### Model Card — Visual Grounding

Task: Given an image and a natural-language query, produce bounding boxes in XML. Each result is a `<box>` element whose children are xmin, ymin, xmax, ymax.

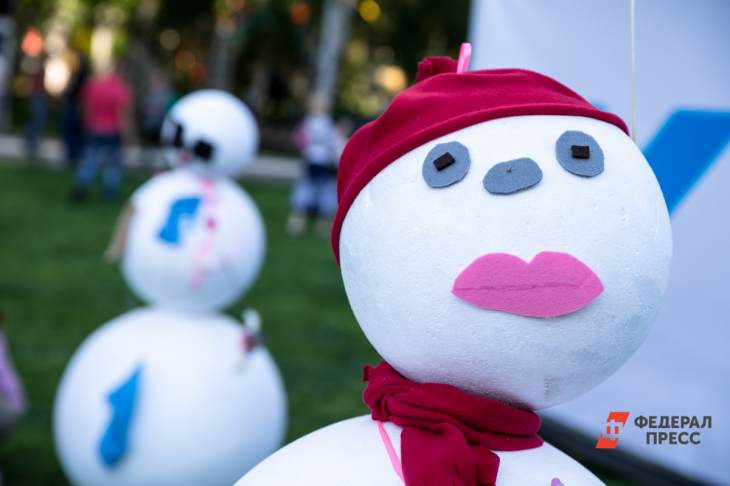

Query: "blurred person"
<box><xmin>287</xmin><ymin>97</ymin><xmax>346</xmax><ymax>236</ymax></box>
<box><xmin>140</xmin><ymin>69</ymin><xmax>173</xmax><ymax>145</ymax></box>
<box><xmin>0</xmin><ymin>313</ymin><xmax>26</xmax><ymax>439</ymax></box>
<box><xmin>70</xmin><ymin>64</ymin><xmax>132</xmax><ymax>202</ymax></box>
<box><xmin>0</xmin><ymin>47</ymin><xmax>9</xmax><ymax>130</ymax></box>
<box><xmin>23</xmin><ymin>55</ymin><xmax>47</xmax><ymax>159</ymax></box>
<box><xmin>61</xmin><ymin>52</ymin><xmax>89</xmax><ymax>168</ymax></box>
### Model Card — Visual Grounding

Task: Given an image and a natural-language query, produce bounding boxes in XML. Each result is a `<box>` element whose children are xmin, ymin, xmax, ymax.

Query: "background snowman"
<box><xmin>238</xmin><ymin>49</ymin><xmax>672</xmax><ymax>485</ymax></box>
<box><xmin>54</xmin><ymin>90</ymin><xmax>287</xmax><ymax>486</ymax></box>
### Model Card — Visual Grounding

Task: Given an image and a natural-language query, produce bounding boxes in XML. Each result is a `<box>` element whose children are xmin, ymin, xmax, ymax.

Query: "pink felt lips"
<box><xmin>452</xmin><ymin>251</ymin><xmax>604</xmax><ymax>318</ymax></box>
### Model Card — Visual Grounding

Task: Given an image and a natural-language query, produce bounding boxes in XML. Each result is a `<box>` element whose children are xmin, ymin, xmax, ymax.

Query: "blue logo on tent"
<box><xmin>643</xmin><ymin>110</ymin><xmax>730</xmax><ymax>213</ymax></box>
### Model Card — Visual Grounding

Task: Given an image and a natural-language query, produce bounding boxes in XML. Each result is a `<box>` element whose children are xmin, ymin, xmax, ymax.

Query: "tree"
<box><xmin>0</xmin><ymin>0</ymin><xmax>15</xmax><ymax>130</ymax></box>
<box><xmin>312</xmin><ymin>0</ymin><xmax>354</xmax><ymax>112</ymax></box>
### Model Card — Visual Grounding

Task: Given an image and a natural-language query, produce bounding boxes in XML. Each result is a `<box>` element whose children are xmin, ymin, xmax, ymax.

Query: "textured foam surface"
<box><xmin>339</xmin><ymin>115</ymin><xmax>671</xmax><ymax>409</ymax></box>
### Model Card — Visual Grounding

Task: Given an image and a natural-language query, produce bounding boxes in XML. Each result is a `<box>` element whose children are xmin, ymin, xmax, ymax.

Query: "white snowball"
<box><xmin>339</xmin><ymin>115</ymin><xmax>672</xmax><ymax>410</ymax></box>
<box><xmin>54</xmin><ymin>307</ymin><xmax>286</xmax><ymax>486</ymax></box>
<box><xmin>122</xmin><ymin>169</ymin><xmax>265</xmax><ymax>312</ymax></box>
<box><xmin>237</xmin><ymin>415</ymin><xmax>602</xmax><ymax>485</ymax></box>
<box><xmin>160</xmin><ymin>90</ymin><xmax>259</xmax><ymax>177</ymax></box>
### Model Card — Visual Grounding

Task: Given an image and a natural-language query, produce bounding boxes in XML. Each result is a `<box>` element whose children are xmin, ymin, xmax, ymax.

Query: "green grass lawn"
<box><xmin>0</xmin><ymin>163</ymin><xmax>629</xmax><ymax>485</ymax></box>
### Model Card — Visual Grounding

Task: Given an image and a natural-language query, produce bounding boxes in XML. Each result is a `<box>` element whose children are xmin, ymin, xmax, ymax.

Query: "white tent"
<box><xmin>469</xmin><ymin>1</ymin><xmax>730</xmax><ymax>484</ymax></box>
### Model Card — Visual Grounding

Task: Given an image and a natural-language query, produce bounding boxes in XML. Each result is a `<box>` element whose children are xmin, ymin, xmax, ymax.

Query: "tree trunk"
<box><xmin>0</xmin><ymin>0</ymin><xmax>15</xmax><ymax>132</ymax></box>
<box><xmin>313</xmin><ymin>0</ymin><xmax>354</xmax><ymax>112</ymax></box>
<box><xmin>208</xmin><ymin>28</ymin><xmax>235</xmax><ymax>91</ymax></box>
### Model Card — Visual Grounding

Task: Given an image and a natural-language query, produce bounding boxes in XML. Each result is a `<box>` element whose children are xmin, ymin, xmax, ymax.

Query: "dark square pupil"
<box><xmin>193</xmin><ymin>140</ymin><xmax>214</xmax><ymax>161</ymax></box>
<box><xmin>571</xmin><ymin>145</ymin><xmax>590</xmax><ymax>159</ymax></box>
<box><xmin>433</xmin><ymin>152</ymin><xmax>456</xmax><ymax>171</ymax></box>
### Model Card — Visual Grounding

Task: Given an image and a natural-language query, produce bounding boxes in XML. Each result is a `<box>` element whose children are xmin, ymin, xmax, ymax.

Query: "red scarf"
<box><xmin>363</xmin><ymin>361</ymin><xmax>543</xmax><ymax>486</ymax></box>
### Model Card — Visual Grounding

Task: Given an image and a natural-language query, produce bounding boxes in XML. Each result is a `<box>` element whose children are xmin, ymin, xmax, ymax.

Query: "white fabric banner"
<box><xmin>469</xmin><ymin>1</ymin><xmax>730</xmax><ymax>484</ymax></box>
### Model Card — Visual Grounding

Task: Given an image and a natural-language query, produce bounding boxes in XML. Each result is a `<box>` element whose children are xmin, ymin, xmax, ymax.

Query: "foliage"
<box><xmin>13</xmin><ymin>0</ymin><xmax>471</xmax><ymax>119</ymax></box>
<box><xmin>355</xmin><ymin>0</ymin><xmax>470</xmax><ymax>77</ymax></box>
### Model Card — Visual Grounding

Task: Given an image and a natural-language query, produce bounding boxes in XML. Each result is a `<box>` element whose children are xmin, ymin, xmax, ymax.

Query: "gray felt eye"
<box><xmin>555</xmin><ymin>130</ymin><xmax>604</xmax><ymax>177</ymax></box>
<box><xmin>483</xmin><ymin>158</ymin><xmax>543</xmax><ymax>194</ymax></box>
<box><xmin>422</xmin><ymin>141</ymin><xmax>470</xmax><ymax>188</ymax></box>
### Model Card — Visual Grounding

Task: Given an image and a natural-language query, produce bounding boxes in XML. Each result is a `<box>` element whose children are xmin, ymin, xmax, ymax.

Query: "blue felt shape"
<box><xmin>643</xmin><ymin>110</ymin><xmax>730</xmax><ymax>213</ymax></box>
<box><xmin>422</xmin><ymin>141</ymin><xmax>471</xmax><ymax>188</ymax></box>
<box><xmin>483</xmin><ymin>158</ymin><xmax>543</xmax><ymax>194</ymax></box>
<box><xmin>99</xmin><ymin>365</ymin><xmax>143</xmax><ymax>468</ymax></box>
<box><xmin>158</xmin><ymin>196</ymin><xmax>202</xmax><ymax>244</ymax></box>
<box><xmin>555</xmin><ymin>130</ymin><xmax>604</xmax><ymax>177</ymax></box>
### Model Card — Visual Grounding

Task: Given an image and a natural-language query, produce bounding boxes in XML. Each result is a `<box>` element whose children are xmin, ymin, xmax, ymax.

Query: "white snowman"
<box><xmin>238</xmin><ymin>52</ymin><xmax>672</xmax><ymax>485</ymax></box>
<box><xmin>54</xmin><ymin>90</ymin><xmax>287</xmax><ymax>486</ymax></box>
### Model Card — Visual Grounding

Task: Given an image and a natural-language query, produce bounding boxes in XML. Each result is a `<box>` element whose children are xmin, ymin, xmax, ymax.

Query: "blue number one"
<box><xmin>98</xmin><ymin>365</ymin><xmax>143</xmax><ymax>467</ymax></box>
<box><xmin>158</xmin><ymin>196</ymin><xmax>202</xmax><ymax>245</ymax></box>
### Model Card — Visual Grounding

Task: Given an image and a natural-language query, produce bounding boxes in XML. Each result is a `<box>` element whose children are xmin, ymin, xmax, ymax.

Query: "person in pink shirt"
<box><xmin>70</xmin><ymin>66</ymin><xmax>132</xmax><ymax>202</ymax></box>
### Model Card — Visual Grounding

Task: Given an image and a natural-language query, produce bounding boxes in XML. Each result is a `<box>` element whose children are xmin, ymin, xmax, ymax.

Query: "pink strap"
<box><xmin>376</xmin><ymin>420</ymin><xmax>404</xmax><ymax>482</ymax></box>
<box><xmin>456</xmin><ymin>42</ymin><xmax>472</xmax><ymax>74</ymax></box>
<box><xmin>377</xmin><ymin>419</ymin><xmax>561</xmax><ymax>485</ymax></box>
<box><xmin>189</xmin><ymin>178</ymin><xmax>217</xmax><ymax>289</ymax></box>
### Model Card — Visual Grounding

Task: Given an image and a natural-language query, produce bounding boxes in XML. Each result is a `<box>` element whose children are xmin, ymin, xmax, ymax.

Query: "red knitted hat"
<box><xmin>331</xmin><ymin>56</ymin><xmax>629</xmax><ymax>262</ymax></box>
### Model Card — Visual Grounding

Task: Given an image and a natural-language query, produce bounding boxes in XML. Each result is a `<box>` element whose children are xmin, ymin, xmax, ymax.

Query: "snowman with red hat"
<box><xmin>238</xmin><ymin>45</ymin><xmax>671</xmax><ymax>485</ymax></box>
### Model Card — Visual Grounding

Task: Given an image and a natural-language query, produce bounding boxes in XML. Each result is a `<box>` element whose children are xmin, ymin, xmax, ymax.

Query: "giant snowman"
<box><xmin>238</xmin><ymin>49</ymin><xmax>672</xmax><ymax>485</ymax></box>
<box><xmin>54</xmin><ymin>90</ymin><xmax>287</xmax><ymax>486</ymax></box>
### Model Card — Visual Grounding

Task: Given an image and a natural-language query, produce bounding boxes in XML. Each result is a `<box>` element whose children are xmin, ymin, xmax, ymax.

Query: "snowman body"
<box><xmin>122</xmin><ymin>169</ymin><xmax>265</xmax><ymax>312</ymax></box>
<box><xmin>237</xmin><ymin>415</ymin><xmax>601</xmax><ymax>485</ymax></box>
<box><xmin>55</xmin><ymin>91</ymin><xmax>286</xmax><ymax>485</ymax></box>
<box><xmin>55</xmin><ymin>307</ymin><xmax>286</xmax><ymax>486</ymax></box>
<box><xmin>239</xmin><ymin>112</ymin><xmax>671</xmax><ymax>485</ymax></box>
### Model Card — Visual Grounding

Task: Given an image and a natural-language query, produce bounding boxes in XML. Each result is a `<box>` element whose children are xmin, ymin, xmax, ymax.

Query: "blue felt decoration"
<box><xmin>157</xmin><ymin>196</ymin><xmax>202</xmax><ymax>244</ymax></box>
<box><xmin>555</xmin><ymin>130</ymin><xmax>604</xmax><ymax>177</ymax></box>
<box><xmin>98</xmin><ymin>365</ymin><xmax>143</xmax><ymax>468</ymax></box>
<box><xmin>422</xmin><ymin>141</ymin><xmax>471</xmax><ymax>188</ymax></box>
<box><xmin>483</xmin><ymin>158</ymin><xmax>543</xmax><ymax>194</ymax></box>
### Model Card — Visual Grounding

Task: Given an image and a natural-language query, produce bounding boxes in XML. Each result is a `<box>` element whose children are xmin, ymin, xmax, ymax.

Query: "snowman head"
<box><xmin>160</xmin><ymin>90</ymin><xmax>259</xmax><ymax>177</ymax></box>
<box><xmin>122</xmin><ymin>170</ymin><xmax>265</xmax><ymax>312</ymax></box>
<box><xmin>334</xmin><ymin>62</ymin><xmax>672</xmax><ymax>410</ymax></box>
